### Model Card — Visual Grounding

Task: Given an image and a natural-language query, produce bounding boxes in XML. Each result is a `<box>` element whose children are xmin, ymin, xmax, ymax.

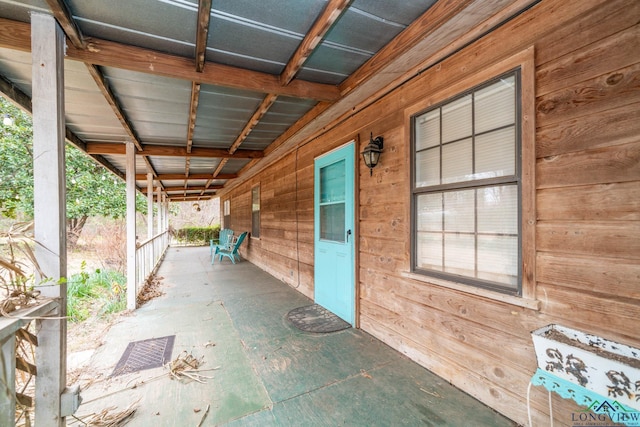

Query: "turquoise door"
<box><xmin>314</xmin><ymin>142</ymin><xmax>355</xmax><ymax>325</ymax></box>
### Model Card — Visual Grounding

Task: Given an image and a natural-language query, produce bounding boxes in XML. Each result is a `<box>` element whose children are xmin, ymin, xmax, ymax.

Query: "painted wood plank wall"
<box><xmin>221</xmin><ymin>0</ymin><xmax>639</xmax><ymax>425</ymax></box>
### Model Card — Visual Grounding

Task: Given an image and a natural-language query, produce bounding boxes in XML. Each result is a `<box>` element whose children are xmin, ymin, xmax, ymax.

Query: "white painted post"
<box><xmin>0</xmin><ymin>334</ymin><xmax>16</xmax><ymax>424</ymax></box>
<box><xmin>156</xmin><ymin>186</ymin><xmax>162</xmax><ymax>235</ymax></box>
<box><xmin>126</xmin><ymin>141</ymin><xmax>137</xmax><ymax>310</ymax></box>
<box><xmin>160</xmin><ymin>194</ymin><xmax>167</xmax><ymax>233</ymax></box>
<box><xmin>146</xmin><ymin>173</ymin><xmax>154</xmax><ymax>274</ymax></box>
<box><xmin>31</xmin><ymin>13</ymin><xmax>67</xmax><ymax>426</ymax></box>
<box><xmin>164</xmin><ymin>195</ymin><xmax>169</xmax><ymax>232</ymax></box>
<box><xmin>163</xmin><ymin>194</ymin><xmax>168</xmax><ymax>232</ymax></box>
<box><xmin>146</xmin><ymin>173</ymin><xmax>153</xmax><ymax>240</ymax></box>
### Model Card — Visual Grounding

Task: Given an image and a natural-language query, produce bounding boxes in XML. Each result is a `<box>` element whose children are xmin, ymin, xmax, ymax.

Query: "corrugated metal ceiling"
<box><xmin>0</xmin><ymin>0</ymin><xmax>458</xmax><ymax>201</ymax></box>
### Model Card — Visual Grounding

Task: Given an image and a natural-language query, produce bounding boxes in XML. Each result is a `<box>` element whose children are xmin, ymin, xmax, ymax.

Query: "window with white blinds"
<box><xmin>412</xmin><ymin>71</ymin><xmax>521</xmax><ymax>294</ymax></box>
<box><xmin>223</xmin><ymin>199</ymin><xmax>231</xmax><ymax>229</ymax></box>
<box><xmin>252</xmin><ymin>185</ymin><xmax>260</xmax><ymax>238</ymax></box>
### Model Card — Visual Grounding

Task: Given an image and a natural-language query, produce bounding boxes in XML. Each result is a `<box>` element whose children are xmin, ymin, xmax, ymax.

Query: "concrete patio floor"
<box><xmin>71</xmin><ymin>246</ymin><xmax>516</xmax><ymax>426</ymax></box>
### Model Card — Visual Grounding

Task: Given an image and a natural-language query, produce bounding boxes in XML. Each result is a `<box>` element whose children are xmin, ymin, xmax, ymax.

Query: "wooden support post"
<box><xmin>156</xmin><ymin>186</ymin><xmax>162</xmax><ymax>235</ymax></box>
<box><xmin>163</xmin><ymin>194</ymin><xmax>168</xmax><ymax>232</ymax></box>
<box><xmin>147</xmin><ymin>173</ymin><xmax>153</xmax><ymax>239</ymax></box>
<box><xmin>126</xmin><ymin>141</ymin><xmax>137</xmax><ymax>310</ymax></box>
<box><xmin>147</xmin><ymin>173</ymin><xmax>154</xmax><ymax>276</ymax></box>
<box><xmin>0</xmin><ymin>334</ymin><xmax>16</xmax><ymax>425</ymax></box>
<box><xmin>31</xmin><ymin>13</ymin><xmax>67</xmax><ymax>427</ymax></box>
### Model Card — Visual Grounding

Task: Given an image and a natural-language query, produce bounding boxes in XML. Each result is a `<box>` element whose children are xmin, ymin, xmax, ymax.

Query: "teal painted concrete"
<box><xmin>75</xmin><ymin>247</ymin><xmax>516</xmax><ymax>426</ymax></box>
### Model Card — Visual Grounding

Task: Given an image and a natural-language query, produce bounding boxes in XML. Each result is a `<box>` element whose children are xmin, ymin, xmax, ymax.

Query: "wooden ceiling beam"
<box><xmin>44</xmin><ymin>0</ymin><xmax>85</xmax><ymax>49</ymax></box>
<box><xmin>70</xmin><ymin>37</ymin><xmax>340</xmax><ymax>101</ymax></box>
<box><xmin>338</xmin><ymin>0</ymin><xmax>474</xmax><ymax>96</ymax></box>
<box><xmin>184</xmin><ymin>81</ymin><xmax>201</xmax><ymax>178</ymax></box>
<box><xmin>0</xmin><ymin>74</ymin><xmax>125</xmax><ymax>180</ymax></box>
<box><xmin>195</xmin><ymin>0</ymin><xmax>212</xmax><ymax>72</ymax></box>
<box><xmin>87</xmin><ymin>142</ymin><xmax>264</xmax><ymax>159</ymax></box>
<box><xmin>85</xmin><ymin>65</ymin><xmax>143</xmax><ymax>152</ymax></box>
<box><xmin>202</xmin><ymin>158</ymin><xmax>228</xmax><ymax>193</ymax></box>
<box><xmin>168</xmin><ymin>196</ymin><xmax>213</xmax><ymax>202</ymax></box>
<box><xmin>0</xmin><ymin>19</ymin><xmax>339</xmax><ymax>102</ymax></box>
<box><xmin>186</xmin><ymin>82</ymin><xmax>200</xmax><ymax>154</ymax></box>
<box><xmin>280</xmin><ymin>0</ymin><xmax>351</xmax><ymax>85</ymax></box>
<box><xmin>39</xmin><ymin>2</ymin><xmax>159</xmax><ymax>179</ymax></box>
<box><xmin>228</xmin><ymin>93</ymin><xmax>278</xmax><ymax>155</ymax></box>
<box><xmin>135</xmin><ymin>173</ymin><xmax>237</xmax><ymax>180</ymax></box>
<box><xmin>142</xmin><ymin>185</ymin><xmax>221</xmax><ymax>193</ymax></box>
<box><xmin>85</xmin><ymin>64</ymin><xmax>159</xmax><ymax>180</ymax></box>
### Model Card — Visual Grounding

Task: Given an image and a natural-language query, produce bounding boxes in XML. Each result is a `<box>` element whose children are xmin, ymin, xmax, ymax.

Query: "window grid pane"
<box><xmin>412</xmin><ymin>70</ymin><xmax>520</xmax><ymax>293</ymax></box>
<box><xmin>252</xmin><ymin>186</ymin><xmax>260</xmax><ymax>238</ymax></box>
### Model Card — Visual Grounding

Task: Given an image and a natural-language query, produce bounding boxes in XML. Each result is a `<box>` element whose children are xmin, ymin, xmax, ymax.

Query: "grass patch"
<box><xmin>67</xmin><ymin>261</ymin><xmax>127</xmax><ymax>322</ymax></box>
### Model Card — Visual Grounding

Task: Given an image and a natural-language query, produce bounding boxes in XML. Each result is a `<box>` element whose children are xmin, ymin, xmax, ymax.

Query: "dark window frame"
<box><xmin>410</xmin><ymin>69</ymin><xmax>523</xmax><ymax>296</ymax></box>
<box><xmin>251</xmin><ymin>185</ymin><xmax>260</xmax><ymax>239</ymax></box>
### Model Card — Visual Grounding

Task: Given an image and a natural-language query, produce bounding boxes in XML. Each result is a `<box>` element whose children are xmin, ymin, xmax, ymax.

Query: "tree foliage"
<box><xmin>0</xmin><ymin>96</ymin><xmax>147</xmax><ymax>241</ymax></box>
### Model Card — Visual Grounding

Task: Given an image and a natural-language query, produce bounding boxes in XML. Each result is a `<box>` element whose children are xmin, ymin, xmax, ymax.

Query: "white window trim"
<box><xmin>404</xmin><ymin>46</ymin><xmax>537</xmax><ymax>308</ymax></box>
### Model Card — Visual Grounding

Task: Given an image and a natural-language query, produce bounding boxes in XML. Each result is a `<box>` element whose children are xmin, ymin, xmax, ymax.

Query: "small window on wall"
<box><xmin>223</xmin><ymin>199</ymin><xmax>230</xmax><ymax>229</ymax></box>
<box><xmin>411</xmin><ymin>70</ymin><xmax>522</xmax><ymax>295</ymax></box>
<box><xmin>252</xmin><ymin>185</ymin><xmax>260</xmax><ymax>238</ymax></box>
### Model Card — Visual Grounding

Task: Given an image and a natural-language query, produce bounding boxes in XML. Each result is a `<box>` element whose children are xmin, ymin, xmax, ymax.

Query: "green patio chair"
<box><xmin>212</xmin><ymin>231</ymin><xmax>247</xmax><ymax>265</ymax></box>
<box><xmin>210</xmin><ymin>229</ymin><xmax>234</xmax><ymax>264</ymax></box>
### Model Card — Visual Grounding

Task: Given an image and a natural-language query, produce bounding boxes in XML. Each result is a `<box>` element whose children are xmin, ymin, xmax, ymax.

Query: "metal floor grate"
<box><xmin>111</xmin><ymin>335</ymin><xmax>175</xmax><ymax>377</ymax></box>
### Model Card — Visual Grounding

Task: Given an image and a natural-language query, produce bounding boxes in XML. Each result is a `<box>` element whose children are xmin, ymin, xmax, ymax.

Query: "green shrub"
<box><xmin>67</xmin><ymin>261</ymin><xmax>127</xmax><ymax>322</ymax></box>
<box><xmin>173</xmin><ymin>225</ymin><xmax>220</xmax><ymax>245</ymax></box>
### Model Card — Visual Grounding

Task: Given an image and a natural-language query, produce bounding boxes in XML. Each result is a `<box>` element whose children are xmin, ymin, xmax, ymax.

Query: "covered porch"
<box><xmin>73</xmin><ymin>246</ymin><xmax>515</xmax><ymax>426</ymax></box>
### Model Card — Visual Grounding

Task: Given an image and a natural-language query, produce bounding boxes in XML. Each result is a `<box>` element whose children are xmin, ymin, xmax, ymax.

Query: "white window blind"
<box><xmin>412</xmin><ymin>72</ymin><xmax>520</xmax><ymax>293</ymax></box>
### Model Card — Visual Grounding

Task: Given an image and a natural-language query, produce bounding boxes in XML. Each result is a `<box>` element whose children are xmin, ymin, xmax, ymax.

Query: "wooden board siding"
<box><xmin>220</xmin><ymin>0</ymin><xmax>639</xmax><ymax>424</ymax></box>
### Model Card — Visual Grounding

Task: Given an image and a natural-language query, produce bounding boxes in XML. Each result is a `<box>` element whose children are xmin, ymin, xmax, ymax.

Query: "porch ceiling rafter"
<box><xmin>280</xmin><ymin>0</ymin><xmax>352</xmax><ymax>86</ymax></box>
<box><xmin>200</xmin><ymin>0</ymin><xmax>350</xmax><ymax>197</ymax></box>
<box><xmin>168</xmin><ymin>195</ymin><xmax>213</xmax><ymax>202</ymax></box>
<box><xmin>40</xmin><ymin>0</ymin><xmax>160</xmax><ymax>181</ymax></box>
<box><xmin>141</xmin><ymin>185</ymin><xmax>221</xmax><ymax>194</ymax></box>
<box><xmin>0</xmin><ymin>74</ymin><xmax>125</xmax><ymax>181</ymax></box>
<box><xmin>224</xmin><ymin>0</ymin><xmax>540</xmax><ymax>196</ymax></box>
<box><xmin>86</xmin><ymin>142</ymin><xmax>264</xmax><ymax>159</ymax></box>
<box><xmin>43</xmin><ymin>0</ymin><xmax>85</xmax><ymax>49</ymax></box>
<box><xmin>195</xmin><ymin>0</ymin><xmax>212</xmax><ymax>73</ymax></box>
<box><xmin>184</xmin><ymin>81</ymin><xmax>201</xmax><ymax>178</ymax></box>
<box><xmin>184</xmin><ymin>0</ymin><xmax>211</xmax><ymax>180</ymax></box>
<box><xmin>135</xmin><ymin>173</ymin><xmax>237</xmax><ymax>181</ymax></box>
<box><xmin>0</xmin><ymin>18</ymin><xmax>340</xmax><ymax>102</ymax></box>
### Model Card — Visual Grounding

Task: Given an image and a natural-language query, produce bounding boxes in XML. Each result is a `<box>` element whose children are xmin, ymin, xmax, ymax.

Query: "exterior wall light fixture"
<box><xmin>361</xmin><ymin>132</ymin><xmax>384</xmax><ymax>176</ymax></box>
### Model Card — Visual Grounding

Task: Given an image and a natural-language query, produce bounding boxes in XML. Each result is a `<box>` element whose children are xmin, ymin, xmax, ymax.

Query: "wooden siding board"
<box><xmin>359</xmin><ymin>308</ymin><xmax>582</xmax><ymax>427</ymax></box>
<box><xmin>359</xmin><ymin>290</ymin><xmax>535</xmax><ymax>374</ymax></box>
<box><xmin>537</xmin><ymin>22</ymin><xmax>640</xmax><ymax>96</ymax></box>
<box><xmin>359</xmin><ymin>273</ymin><xmax>546</xmax><ymax>340</ymax></box>
<box><xmin>360</xmin><ymin>300</ymin><xmax>537</xmax><ymax>391</ymax></box>
<box><xmin>220</xmin><ymin>0</ymin><xmax>640</xmax><ymax>424</ymax></box>
<box><xmin>534</xmin><ymin>0</ymin><xmax>639</xmax><ymax>66</ymax></box>
<box><xmin>538</xmin><ymin>282</ymin><xmax>640</xmax><ymax>344</ymax></box>
<box><xmin>536</xmin><ymin>141</ymin><xmax>640</xmax><ymax>189</ymax></box>
<box><xmin>536</xmin><ymin>252</ymin><xmax>640</xmax><ymax>300</ymax></box>
<box><xmin>535</xmin><ymin>62</ymin><xmax>640</xmax><ymax>128</ymax></box>
<box><xmin>537</xmin><ymin>182</ymin><xmax>640</xmax><ymax>221</ymax></box>
<box><xmin>537</xmin><ymin>102</ymin><xmax>640</xmax><ymax>158</ymax></box>
<box><xmin>536</xmin><ymin>221</ymin><xmax>640</xmax><ymax>259</ymax></box>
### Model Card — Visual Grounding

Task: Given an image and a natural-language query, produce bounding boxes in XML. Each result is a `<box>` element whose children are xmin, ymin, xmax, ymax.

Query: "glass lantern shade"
<box><xmin>361</xmin><ymin>134</ymin><xmax>383</xmax><ymax>176</ymax></box>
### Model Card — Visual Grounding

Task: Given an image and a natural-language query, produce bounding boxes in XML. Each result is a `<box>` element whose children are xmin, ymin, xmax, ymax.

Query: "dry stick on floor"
<box><xmin>196</xmin><ymin>404</ymin><xmax>210</xmax><ymax>427</ymax></box>
<box><xmin>79</xmin><ymin>356</ymin><xmax>221</xmax><ymax>407</ymax></box>
<box><xmin>70</xmin><ymin>400</ymin><xmax>139</xmax><ymax>426</ymax></box>
<box><xmin>167</xmin><ymin>351</ymin><xmax>219</xmax><ymax>383</ymax></box>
